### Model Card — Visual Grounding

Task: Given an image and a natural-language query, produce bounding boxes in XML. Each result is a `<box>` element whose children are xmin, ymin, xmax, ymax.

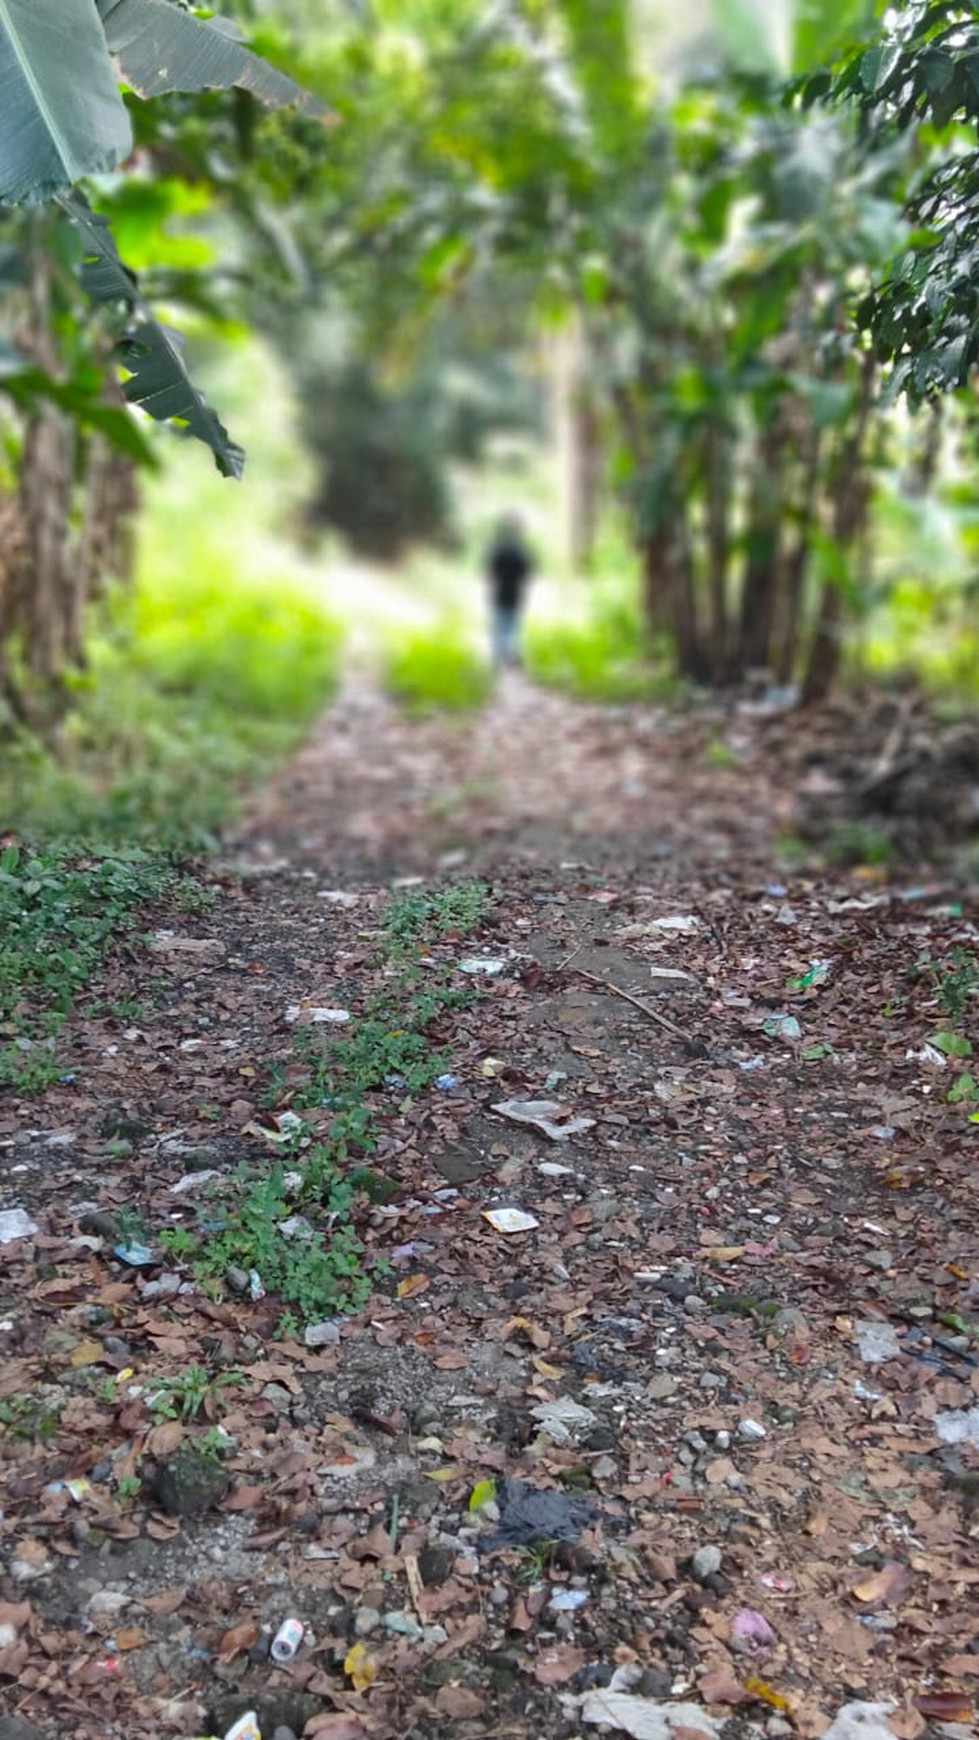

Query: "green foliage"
<box><xmin>821</xmin><ymin>821</ymin><xmax>897</xmax><ymax>868</ymax></box>
<box><xmin>0</xmin><ymin>559</ymin><xmax>343</xmax><ymax>845</ymax></box>
<box><xmin>165</xmin><ymin>1157</ymin><xmax>372</xmax><ymax>1323</ymax></box>
<box><xmin>301</xmin><ymin>358</ymin><xmax>452</xmax><ymax>558</ymax></box>
<box><xmin>383</xmin><ymin>879</ymin><xmax>491</xmax><ymax>951</ymax></box>
<box><xmin>146</xmin><ymin>1363</ymin><xmax>245</xmax><ymax>1425</ymax></box>
<box><xmin>0</xmin><ymin>1390</ymin><xmax>61</xmax><ymax>1444</ymax></box>
<box><xmin>0</xmin><ymin>0</ymin><xmax>329</xmax><ymax>470</ymax></box>
<box><xmin>830</xmin><ymin>1</ymin><xmax>979</xmax><ymax>402</ymax></box>
<box><xmin>525</xmin><ymin>593</ymin><xmax>661</xmax><ymax>703</ymax></box>
<box><xmin>382</xmin><ymin>626</ymin><xmax>492</xmax><ymax>715</ymax></box>
<box><xmin>930</xmin><ymin>949</ymin><xmax>979</xmax><ymax>1025</ymax></box>
<box><xmin>0</xmin><ymin>841</ymin><xmax>185</xmax><ymax>1089</ymax></box>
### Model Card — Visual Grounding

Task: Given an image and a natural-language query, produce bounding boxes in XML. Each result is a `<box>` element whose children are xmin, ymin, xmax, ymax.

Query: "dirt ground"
<box><xmin>1</xmin><ymin>676</ymin><xmax>978</xmax><ymax>1740</ymax></box>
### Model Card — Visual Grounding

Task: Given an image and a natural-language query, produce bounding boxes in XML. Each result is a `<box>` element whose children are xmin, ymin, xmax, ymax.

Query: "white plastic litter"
<box><xmin>855</xmin><ymin>1320</ymin><xmax>902</xmax><ymax>1363</ymax></box>
<box><xmin>285</xmin><ymin>1004</ymin><xmax>351</xmax><ymax>1024</ymax></box>
<box><xmin>458</xmin><ymin>956</ymin><xmax>506</xmax><ymax>975</ymax></box>
<box><xmin>819</xmin><ymin>1702</ymin><xmax>897</xmax><ymax>1740</ymax></box>
<box><xmin>648</xmin><ymin>916</ymin><xmax>700</xmax><ymax>934</ymax></box>
<box><xmin>934</xmin><ymin>1405</ymin><xmax>979</xmax><ymax>1448</ymax></box>
<box><xmin>530</xmin><ymin>1396</ymin><xmax>597</xmax><ymax>1444</ymax></box>
<box><xmin>575</xmin><ymin>1692</ymin><xmax>721</xmax><ymax>1739</ymax></box>
<box><xmin>0</xmin><ymin>1209</ymin><xmax>38</xmax><ymax>1243</ymax></box>
<box><xmin>492</xmin><ymin>1098</ymin><xmax>596</xmax><ymax>1142</ymax></box>
<box><xmin>482</xmin><ymin>1207</ymin><xmax>539</xmax><ymax>1234</ymax></box>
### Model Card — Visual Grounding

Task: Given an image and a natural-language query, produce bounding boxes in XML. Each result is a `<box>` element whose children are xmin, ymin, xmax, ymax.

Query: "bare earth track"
<box><xmin>1</xmin><ymin>677</ymin><xmax>977</xmax><ymax>1740</ymax></box>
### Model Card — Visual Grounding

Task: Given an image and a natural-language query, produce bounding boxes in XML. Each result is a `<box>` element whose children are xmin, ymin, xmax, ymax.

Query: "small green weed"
<box><xmin>701</xmin><ymin>738</ymin><xmax>741</xmax><ymax>770</ymax></box>
<box><xmin>146</xmin><ymin>1363</ymin><xmax>246</xmax><ymax>1425</ymax></box>
<box><xmin>822</xmin><ymin>822</ymin><xmax>896</xmax><ymax>868</ymax></box>
<box><xmin>0</xmin><ymin>842</ymin><xmax>189</xmax><ymax>1090</ymax></box>
<box><xmin>382</xmin><ymin>626</ymin><xmax>492</xmax><ymax>715</ymax></box>
<box><xmin>165</xmin><ymin>1159</ymin><xmax>372</xmax><ymax>1323</ymax></box>
<box><xmin>0</xmin><ymin>1391</ymin><xmax>62</xmax><ymax>1443</ymax></box>
<box><xmin>930</xmin><ymin>949</ymin><xmax>979</xmax><ymax>1024</ymax></box>
<box><xmin>383</xmin><ymin>879</ymin><xmax>490</xmax><ymax>951</ymax></box>
<box><xmin>115</xmin><ymin>1473</ymin><xmax>143</xmax><ymax>1502</ymax></box>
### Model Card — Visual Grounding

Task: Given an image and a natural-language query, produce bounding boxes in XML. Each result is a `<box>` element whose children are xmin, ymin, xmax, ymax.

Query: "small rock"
<box><xmin>683</xmin><ymin>1431</ymin><xmax>708</xmax><ymax>1453</ymax></box>
<box><xmin>78</xmin><ymin>1210</ymin><xmax>119</xmax><ymax>1240</ymax></box>
<box><xmin>683</xmin><ymin>1294</ymin><xmax>707</xmax><ymax>1315</ymax></box>
<box><xmin>699</xmin><ymin>1371</ymin><xmax>724</xmax><ymax>1390</ymax></box>
<box><xmin>272</xmin><ymin>1728</ymin><xmax>299</xmax><ymax>1740</ymax></box>
<box><xmin>0</xmin><ymin>1624</ymin><xmax>17</xmax><ymax>1650</ymax></box>
<box><xmin>691</xmin><ymin>1545</ymin><xmax>723</xmax><ymax>1582</ymax></box>
<box><xmin>591</xmin><ymin>1455</ymin><xmax>617</xmax><ymax>1480</ymax></box>
<box><xmin>303</xmin><ymin>1320</ymin><xmax>341</xmax><ymax>1348</ymax></box>
<box><xmin>88</xmin><ymin>1589</ymin><xmax>130</xmax><ymax>1615</ymax></box>
<box><xmin>418</xmin><ymin>1545</ymin><xmax>455</xmax><ymax>1587</ymax></box>
<box><xmin>0</xmin><ymin>1717</ymin><xmax>47</xmax><ymax>1740</ymax></box>
<box><xmin>583</xmin><ymin>1425</ymin><xmax>617</xmax><ymax>1452</ymax></box>
<box><xmin>225</xmin><ymin>1264</ymin><xmax>251</xmax><ymax>1295</ymax></box>
<box><xmin>152</xmin><ymin>1446</ymin><xmax>230</xmax><ymax>1517</ymax></box>
<box><xmin>864</xmin><ymin>1249</ymin><xmax>893</xmax><ymax>1272</ymax></box>
<box><xmin>101</xmin><ymin>1336</ymin><xmax>130</xmax><ymax>1360</ymax></box>
<box><xmin>412</xmin><ymin>1401</ymin><xmax>443</xmax><ymax>1435</ymax></box>
<box><xmin>714</xmin><ymin>1429</ymin><xmax>731</xmax><ymax>1450</ymax></box>
<box><xmin>738</xmin><ymin>1418</ymin><xmax>767</xmax><ymax>1440</ymax></box>
<box><xmin>353</xmin><ymin>1606</ymin><xmax>382</xmax><ymax>1638</ymax></box>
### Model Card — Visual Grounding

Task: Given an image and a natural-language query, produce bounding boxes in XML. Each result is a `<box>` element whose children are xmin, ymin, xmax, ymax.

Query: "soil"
<box><xmin>1</xmin><ymin>675</ymin><xmax>978</xmax><ymax>1740</ymax></box>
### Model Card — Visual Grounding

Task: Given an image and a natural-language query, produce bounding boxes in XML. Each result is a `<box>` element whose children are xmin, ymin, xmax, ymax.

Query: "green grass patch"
<box><xmin>0</xmin><ymin>569</ymin><xmax>343</xmax><ymax>847</ymax></box>
<box><xmin>160</xmin><ymin>879</ymin><xmax>491</xmax><ymax>1328</ymax></box>
<box><xmin>381</xmin><ymin>624</ymin><xmax>492</xmax><ymax>714</ymax></box>
<box><xmin>525</xmin><ymin>594</ymin><xmax>666</xmax><ymax>703</ymax></box>
<box><xmin>0</xmin><ymin>841</ymin><xmax>196</xmax><ymax>1090</ymax></box>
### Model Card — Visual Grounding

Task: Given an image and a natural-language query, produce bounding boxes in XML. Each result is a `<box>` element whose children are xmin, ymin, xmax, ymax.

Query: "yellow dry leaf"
<box><xmin>396</xmin><ymin>1274</ymin><xmax>430</xmax><ymax>1299</ymax></box>
<box><xmin>532</xmin><ymin>1355</ymin><xmax>564</xmax><ymax>1379</ymax></box>
<box><xmin>424</xmin><ymin>1466</ymin><xmax>461</xmax><ymax>1482</ymax></box>
<box><xmin>344</xmin><ymin>1640</ymin><xmax>377</xmax><ymax>1691</ymax></box>
<box><xmin>703</xmin><ymin>1245</ymin><xmax>745</xmax><ymax>1262</ymax></box>
<box><xmin>744</xmin><ymin>1677</ymin><xmax>792</xmax><ymax>1714</ymax></box>
<box><xmin>69</xmin><ymin>1339</ymin><xmax>105</xmax><ymax>1368</ymax></box>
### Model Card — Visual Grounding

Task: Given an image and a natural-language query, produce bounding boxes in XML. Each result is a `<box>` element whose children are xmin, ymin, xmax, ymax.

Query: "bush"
<box><xmin>0</xmin><ymin>568</ymin><xmax>343</xmax><ymax>846</ymax></box>
<box><xmin>381</xmin><ymin>625</ymin><xmax>492</xmax><ymax>714</ymax></box>
<box><xmin>525</xmin><ymin>595</ymin><xmax>660</xmax><ymax>703</ymax></box>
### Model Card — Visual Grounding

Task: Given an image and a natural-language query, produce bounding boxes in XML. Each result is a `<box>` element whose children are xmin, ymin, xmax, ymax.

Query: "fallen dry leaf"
<box><xmin>851</xmin><ymin>1562</ymin><xmax>911</xmax><ymax>1608</ymax></box>
<box><xmin>435</xmin><ymin>1683</ymin><xmax>485</xmax><ymax>1719</ymax></box>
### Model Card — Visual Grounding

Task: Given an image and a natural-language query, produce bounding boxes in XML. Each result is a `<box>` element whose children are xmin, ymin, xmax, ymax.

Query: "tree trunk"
<box><xmin>801</xmin><ymin>353</ymin><xmax>876</xmax><ymax>707</ymax></box>
<box><xmin>773</xmin><ymin>428</ymin><xmax>822</xmax><ymax>685</ymax></box>
<box><xmin>704</xmin><ymin>420</ymin><xmax>731</xmax><ymax>684</ymax></box>
<box><xmin>737</xmin><ymin>419</ymin><xmax>784</xmax><ymax>679</ymax></box>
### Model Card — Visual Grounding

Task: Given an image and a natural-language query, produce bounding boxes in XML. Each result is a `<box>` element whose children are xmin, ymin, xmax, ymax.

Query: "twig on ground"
<box><xmin>572</xmin><ymin>967</ymin><xmax>689</xmax><ymax>1039</ymax></box>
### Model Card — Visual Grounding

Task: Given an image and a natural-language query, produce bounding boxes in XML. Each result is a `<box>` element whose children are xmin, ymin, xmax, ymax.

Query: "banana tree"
<box><xmin>0</xmin><ymin>0</ymin><xmax>330</xmax><ymax>727</ymax></box>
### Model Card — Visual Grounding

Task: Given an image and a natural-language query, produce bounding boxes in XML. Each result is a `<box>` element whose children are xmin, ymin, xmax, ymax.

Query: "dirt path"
<box><xmin>1</xmin><ymin>681</ymin><xmax>977</xmax><ymax>1740</ymax></box>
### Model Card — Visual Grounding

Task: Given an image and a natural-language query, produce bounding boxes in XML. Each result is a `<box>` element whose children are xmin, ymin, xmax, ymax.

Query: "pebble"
<box><xmin>353</xmin><ymin>1607</ymin><xmax>382</xmax><ymax>1638</ymax></box>
<box><xmin>683</xmin><ymin>1294</ymin><xmax>707</xmax><ymax>1315</ymax></box>
<box><xmin>683</xmin><ymin>1430</ymin><xmax>708</xmax><ymax>1453</ymax></box>
<box><xmin>0</xmin><ymin>1624</ymin><xmax>17</xmax><ymax>1649</ymax></box>
<box><xmin>272</xmin><ymin>1729</ymin><xmax>298</xmax><ymax>1740</ymax></box>
<box><xmin>101</xmin><ymin>1336</ymin><xmax>130</xmax><ymax>1360</ymax></box>
<box><xmin>88</xmin><ymin>1590</ymin><xmax>130</xmax><ymax>1615</ymax></box>
<box><xmin>691</xmin><ymin>1545</ymin><xmax>722</xmax><ymax>1582</ymax></box>
<box><xmin>304</xmin><ymin>1320</ymin><xmax>341</xmax><ymax>1347</ymax></box>
<box><xmin>738</xmin><ymin>1418</ymin><xmax>767</xmax><ymax>1440</ymax></box>
<box><xmin>714</xmin><ymin>1429</ymin><xmax>731</xmax><ymax>1450</ymax></box>
<box><xmin>699</xmin><ymin>1371</ymin><xmax>723</xmax><ymax>1389</ymax></box>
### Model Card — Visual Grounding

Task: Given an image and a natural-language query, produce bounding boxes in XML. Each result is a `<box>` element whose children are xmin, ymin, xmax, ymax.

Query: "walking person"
<box><xmin>486</xmin><ymin>514</ymin><xmax>534</xmax><ymax>670</ymax></box>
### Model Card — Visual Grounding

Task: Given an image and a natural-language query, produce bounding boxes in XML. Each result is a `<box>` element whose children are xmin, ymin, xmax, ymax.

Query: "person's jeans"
<box><xmin>491</xmin><ymin>602</ymin><xmax>520</xmax><ymax>668</ymax></box>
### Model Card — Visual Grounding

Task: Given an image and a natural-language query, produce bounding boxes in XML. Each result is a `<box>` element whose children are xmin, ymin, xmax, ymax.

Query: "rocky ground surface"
<box><xmin>1</xmin><ymin>677</ymin><xmax>978</xmax><ymax>1740</ymax></box>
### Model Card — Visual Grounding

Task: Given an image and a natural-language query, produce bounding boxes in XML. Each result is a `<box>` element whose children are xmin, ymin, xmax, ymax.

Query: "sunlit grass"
<box><xmin>381</xmin><ymin>623</ymin><xmax>492</xmax><ymax>714</ymax></box>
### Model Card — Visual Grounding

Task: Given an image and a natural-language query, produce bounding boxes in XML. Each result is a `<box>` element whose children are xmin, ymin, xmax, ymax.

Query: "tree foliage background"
<box><xmin>4</xmin><ymin>0</ymin><xmax>979</xmax><ymax>742</ymax></box>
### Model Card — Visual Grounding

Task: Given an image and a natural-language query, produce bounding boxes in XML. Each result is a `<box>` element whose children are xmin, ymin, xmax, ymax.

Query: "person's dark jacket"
<box><xmin>488</xmin><ymin>537</ymin><xmax>532</xmax><ymax>611</ymax></box>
